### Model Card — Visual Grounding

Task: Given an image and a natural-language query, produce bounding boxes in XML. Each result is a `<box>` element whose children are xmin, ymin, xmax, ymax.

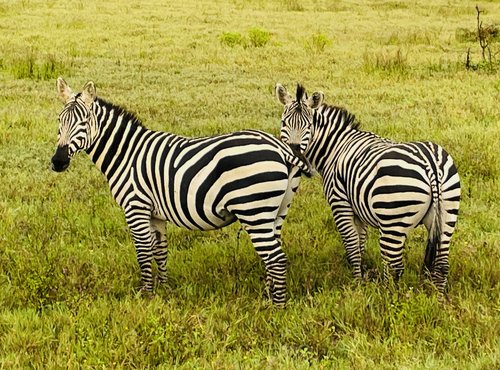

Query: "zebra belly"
<box><xmin>151</xmin><ymin>201</ymin><xmax>237</xmax><ymax>231</ymax></box>
<box><xmin>152</xmin><ymin>154</ymin><xmax>288</xmax><ymax>231</ymax></box>
<box><xmin>150</xmin><ymin>190</ymin><xmax>238</xmax><ymax>231</ymax></box>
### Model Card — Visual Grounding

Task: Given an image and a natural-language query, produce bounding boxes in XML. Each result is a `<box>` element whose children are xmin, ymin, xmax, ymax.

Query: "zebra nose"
<box><xmin>289</xmin><ymin>143</ymin><xmax>302</xmax><ymax>154</ymax></box>
<box><xmin>51</xmin><ymin>145</ymin><xmax>70</xmax><ymax>172</ymax></box>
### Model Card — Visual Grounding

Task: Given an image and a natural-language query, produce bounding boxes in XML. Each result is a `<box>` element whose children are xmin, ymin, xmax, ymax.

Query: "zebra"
<box><xmin>51</xmin><ymin>77</ymin><xmax>312</xmax><ymax>307</ymax></box>
<box><xmin>275</xmin><ymin>83</ymin><xmax>460</xmax><ymax>296</ymax></box>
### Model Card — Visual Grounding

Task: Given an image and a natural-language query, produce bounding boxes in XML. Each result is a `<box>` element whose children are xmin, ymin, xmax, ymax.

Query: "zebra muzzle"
<box><xmin>289</xmin><ymin>143</ymin><xmax>301</xmax><ymax>154</ymax></box>
<box><xmin>289</xmin><ymin>143</ymin><xmax>311</xmax><ymax>169</ymax></box>
<box><xmin>51</xmin><ymin>145</ymin><xmax>70</xmax><ymax>172</ymax></box>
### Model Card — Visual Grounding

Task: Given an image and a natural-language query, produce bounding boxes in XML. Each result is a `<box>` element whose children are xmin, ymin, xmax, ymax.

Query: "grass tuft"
<box><xmin>219</xmin><ymin>28</ymin><xmax>272</xmax><ymax>48</ymax></box>
<box><xmin>281</xmin><ymin>0</ymin><xmax>304</xmax><ymax>12</ymax></box>
<box><xmin>305</xmin><ymin>32</ymin><xmax>333</xmax><ymax>53</ymax></box>
<box><xmin>363</xmin><ymin>48</ymin><xmax>408</xmax><ymax>74</ymax></box>
<box><xmin>4</xmin><ymin>49</ymin><xmax>70</xmax><ymax>81</ymax></box>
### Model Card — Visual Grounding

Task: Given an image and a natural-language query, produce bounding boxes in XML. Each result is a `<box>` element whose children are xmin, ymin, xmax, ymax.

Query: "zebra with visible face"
<box><xmin>51</xmin><ymin>78</ymin><xmax>311</xmax><ymax>307</ymax></box>
<box><xmin>275</xmin><ymin>84</ymin><xmax>460</xmax><ymax>296</ymax></box>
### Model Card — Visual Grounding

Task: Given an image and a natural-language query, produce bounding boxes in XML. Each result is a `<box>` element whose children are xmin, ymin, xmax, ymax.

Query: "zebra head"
<box><xmin>275</xmin><ymin>83</ymin><xmax>324</xmax><ymax>156</ymax></box>
<box><xmin>51</xmin><ymin>77</ymin><xmax>97</xmax><ymax>172</ymax></box>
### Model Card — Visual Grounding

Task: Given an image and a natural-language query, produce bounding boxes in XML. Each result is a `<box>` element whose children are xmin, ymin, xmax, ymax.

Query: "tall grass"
<box><xmin>2</xmin><ymin>49</ymin><xmax>71</xmax><ymax>81</ymax></box>
<box><xmin>363</xmin><ymin>49</ymin><xmax>408</xmax><ymax>74</ymax></box>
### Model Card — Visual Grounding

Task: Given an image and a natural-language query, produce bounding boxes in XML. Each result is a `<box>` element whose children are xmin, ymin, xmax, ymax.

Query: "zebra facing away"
<box><xmin>275</xmin><ymin>83</ymin><xmax>461</xmax><ymax>296</ymax></box>
<box><xmin>51</xmin><ymin>78</ymin><xmax>312</xmax><ymax>307</ymax></box>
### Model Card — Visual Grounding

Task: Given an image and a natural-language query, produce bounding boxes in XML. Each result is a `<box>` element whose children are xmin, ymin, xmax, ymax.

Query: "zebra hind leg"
<box><xmin>421</xmin><ymin>204</ymin><xmax>456</xmax><ymax>298</ymax></box>
<box><xmin>379</xmin><ymin>228</ymin><xmax>408</xmax><ymax>287</ymax></box>
<box><xmin>151</xmin><ymin>218</ymin><xmax>168</xmax><ymax>285</ymax></box>
<box><xmin>356</xmin><ymin>221</ymin><xmax>370</xmax><ymax>279</ymax></box>
<box><xmin>262</xmin><ymin>251</ymin><xmax>288</xmax><ymax>308</ymax></box>
<box><xmin>429</xmin><ymin>217</ymin><xmax>456</xmax><ymax>299</ymax></box>
<box><xmin>244</xmin><ymin>225</ymin><xmax>288</xmax><ymax>308</ymax></box>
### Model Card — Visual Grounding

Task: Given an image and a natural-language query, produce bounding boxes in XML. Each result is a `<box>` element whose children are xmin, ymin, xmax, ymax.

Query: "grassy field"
<box><xmin>1</xmin><ymin>0</ymin><xmax>499</xmax><ymax>368</ymax></box>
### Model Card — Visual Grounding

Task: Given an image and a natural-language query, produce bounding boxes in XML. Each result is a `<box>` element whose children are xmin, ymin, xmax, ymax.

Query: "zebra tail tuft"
<box><xmin>424</xmin><ymin>223</ymin><xmax>438</xmax><ymax>273</ymax></box>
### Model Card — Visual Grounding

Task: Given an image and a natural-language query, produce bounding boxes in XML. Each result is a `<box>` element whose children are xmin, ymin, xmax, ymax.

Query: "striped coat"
<box><xmin>51</xmin><ymin>78</ymin><xmax>311</xmax><ymax>306</ymax></box>
<box><xmin>276</xmin><ymin>84</ymin><xmax>460</xmax><ymax>295</ymax></box>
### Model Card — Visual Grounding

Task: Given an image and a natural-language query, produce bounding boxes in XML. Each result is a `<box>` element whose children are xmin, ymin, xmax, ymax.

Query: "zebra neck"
<box><xmin>86</xmin><ymin>101</ymin><xmax>147</xmax><ymax>179</ymax></box>
<box><xmin>306</xmin><ymin>110</ymin><xmax>372</xmax><ymax>175</ymax></box>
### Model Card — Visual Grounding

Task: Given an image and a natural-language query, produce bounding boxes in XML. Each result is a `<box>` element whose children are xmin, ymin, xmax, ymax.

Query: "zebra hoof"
<box><xmin>137</xmin><ymin>286</ymin><xmax>155</xmax><ymax>300</ymax></box>
<box><xmin>157</xmin><ymin>277</ymin><xmax>168</xmax><ymax>285</ymax></box>
<box><xmin>273</xmin><ymin>302</ymin><xmax>286</xmax><ymax>309</ymax></box>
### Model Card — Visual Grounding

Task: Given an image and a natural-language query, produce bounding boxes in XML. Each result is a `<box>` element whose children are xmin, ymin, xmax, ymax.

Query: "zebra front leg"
<box><xmin>151</xmin><ymin>218</ymin><xmax>168</xmax><ymax>285</ymax></box>
<box><xmin>332</xmin><ymin>205</ymin><xmax>363</xmax><ymax>280</ymax></box>
<box><xmin>125</xmin><ymin>207</ymin><xmax>156</xmax><ymax>292</ymax></box>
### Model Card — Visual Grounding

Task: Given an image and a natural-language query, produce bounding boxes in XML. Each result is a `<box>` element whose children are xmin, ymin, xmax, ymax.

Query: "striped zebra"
<box><xmin>275</xmin><ymin>84</ymin><xmax>460</xmax><ymax>295</ymax></box>
<box><xmin>51</xmin><ymin>78</ymin><xmax>311</xmax><ymax>307</ymax></box>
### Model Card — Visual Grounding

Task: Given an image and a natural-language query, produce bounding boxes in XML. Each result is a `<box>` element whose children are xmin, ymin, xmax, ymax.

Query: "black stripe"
<box><xmin>373</xmin><ymin>184</ymin><xmax>429</xmax><ymax>196</ymax></box>
<box><xmin>373</xmin><ymin>199</ymin><xmax>426</xmax><ymax>209</ymax></box>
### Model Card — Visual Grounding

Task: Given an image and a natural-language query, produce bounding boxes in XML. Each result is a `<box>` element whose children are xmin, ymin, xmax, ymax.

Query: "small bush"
<box><xmin>219</xmin><ymin>28</ymin><xmax>272</xmax><ymax>48</ymax></box>
<box><xmin>462</xmin><ymin>6</ymin><xmax>499</xmax><ymax>72</ymax></box>
<box><xmin>219</xmin><ymin>32</ymin><xmax>245</xmax><ymax>48</ymax></box>
<box><xmin>247</xmin><ymin>28</ymin><xmax>271</xmax><ymax>48</ymax></box>
<box><xmin>305</xmin><ymin>33</ymin><xmax>332</xmax><ymax>53</ymax></box>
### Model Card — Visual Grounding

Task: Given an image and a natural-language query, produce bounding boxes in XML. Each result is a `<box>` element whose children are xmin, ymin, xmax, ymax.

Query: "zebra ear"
<box><xmin>275</xmin><ymin>83</ymin><xmax>292</xmax><ymax>106</ymax></box>
<box><xmin>56</xmin><ymin>77</ymin><xmax>73</xmax><ymax>103</ymax></box>
<box><xmin>81</xmin><ymin>81</ymin><xmax>96</xmax><ymax>108</ymax></box>
<box><xmin>306</xmin><ymin>91</ymin><xmax>324</xmax><ymax>109</ymax></box>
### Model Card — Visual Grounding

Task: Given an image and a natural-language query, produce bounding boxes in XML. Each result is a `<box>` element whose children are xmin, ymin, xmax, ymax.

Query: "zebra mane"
<box><xmin>296</xmin><ymin>84</ymin><xmax>306</xmax><ymax>102</ymax></box>
<box><xmin>321</xmin><ymin>104</ymin><xmax>361</xmax><ymax>130</ymax></box>
<box><xmin>96</xmin><ymin>97</ymin><xmax>145</xmax><ymax>128</ymax></box>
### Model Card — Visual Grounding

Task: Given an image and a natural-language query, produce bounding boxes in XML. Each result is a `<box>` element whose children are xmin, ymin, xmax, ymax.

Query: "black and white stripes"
<box><xmin>276</xmin><ymin>84</ymin><xmax>460</xmax><ymax>295</ymax></box>
<box><xmin>51</xmin><ymin>78</ymin><xmax>311</xmax><ymax>306</ymax></box>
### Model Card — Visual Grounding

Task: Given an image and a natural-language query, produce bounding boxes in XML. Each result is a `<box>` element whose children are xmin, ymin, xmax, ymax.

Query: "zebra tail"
<box><xmin>424</xmin><ymin>169</ymin><xmax>442</xmax><ymax>273</ymax></box>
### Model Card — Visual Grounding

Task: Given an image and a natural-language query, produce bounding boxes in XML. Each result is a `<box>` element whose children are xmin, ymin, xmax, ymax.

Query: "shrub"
<box><xmin>305</xmin><ymin>33</ymin><xmax>332</xmax><ymax>53</ymax></box>
<box><xmin>219</xmin><ymin>28</ymin><xmax>272</xmax><ymax>48</ymax></box>
<box><xmin>247</xmin><ymin>28</ymin><xmax>271</xmax><ymax>48</ymax></box>
<box><xmin>218</xmin><ymin>32</ymin><xmax>245</xmax><ymax>48</ymax></box>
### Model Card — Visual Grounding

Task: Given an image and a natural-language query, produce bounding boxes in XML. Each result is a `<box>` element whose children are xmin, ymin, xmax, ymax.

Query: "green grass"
<box><xmin>1</xmin><ymin>0</ymin><xmax>499</xmax><ymax>368</ymax></box>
